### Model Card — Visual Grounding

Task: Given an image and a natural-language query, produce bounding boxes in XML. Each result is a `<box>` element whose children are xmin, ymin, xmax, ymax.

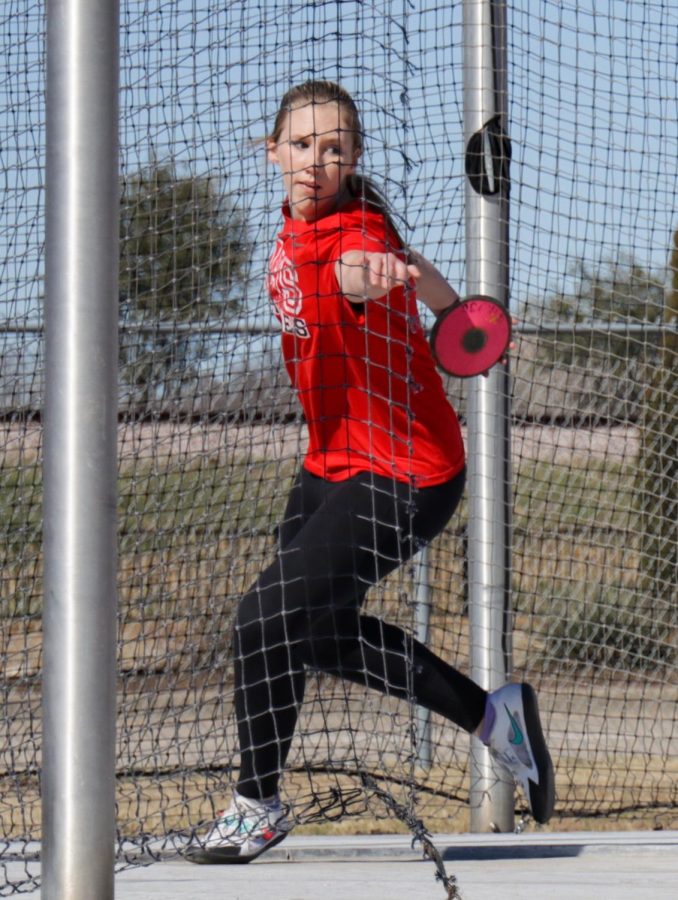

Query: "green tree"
<box><xmin>536</xmin><ymin>253</ymin><xmax>675</xmax><ymax>659</ymax></box>
<box><xmin>539</xmin><ymin>256</ymin><xmax>665</xmax><ymax>366</ymax></box>
<box><xmin>636</xmin><ymin>230</ymin><xmax>678</xmax><ymax>607</ymax></box>
<box><xmin>119</xmin><ymin>162</ymin><xmax>251</xmax><ymax>407</ymax></box>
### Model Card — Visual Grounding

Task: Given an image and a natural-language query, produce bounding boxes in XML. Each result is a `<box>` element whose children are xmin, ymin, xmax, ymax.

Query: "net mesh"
<box><xmin>1</xmin><ymin>0</ymin><xmax>677</xmax><ymax>894</ymax></box>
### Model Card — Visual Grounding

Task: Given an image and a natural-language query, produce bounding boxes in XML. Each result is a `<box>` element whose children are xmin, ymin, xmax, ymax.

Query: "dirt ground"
<box><xmin>0</xmin><ymin>420</ymin><xmax>641</xmax><ymax>469</ymax></box>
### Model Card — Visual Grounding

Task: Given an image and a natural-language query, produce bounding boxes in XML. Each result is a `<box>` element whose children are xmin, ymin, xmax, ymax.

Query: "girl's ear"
<box><xmin>348</xmin><ymin>145</ymin><xmax>362</xmax><ymax>172</ymax></box>
<box><xmin>266</xmin><ymin>139</ymin><xmax>279</xmax><ymax>165</ymax></box>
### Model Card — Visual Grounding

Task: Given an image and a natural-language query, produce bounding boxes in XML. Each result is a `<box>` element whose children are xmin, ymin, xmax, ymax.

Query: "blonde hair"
<box><xmin>270</xmin><ymin>80</ymin><xmax>406</xmax><ymax>248</ymax></box>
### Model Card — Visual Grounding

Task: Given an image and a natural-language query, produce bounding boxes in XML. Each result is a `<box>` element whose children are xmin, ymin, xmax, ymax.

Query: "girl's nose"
<box><xmin>306</xmin><ymin>145</ymin><xmax>323</xmax><ymax>170</ymax></box>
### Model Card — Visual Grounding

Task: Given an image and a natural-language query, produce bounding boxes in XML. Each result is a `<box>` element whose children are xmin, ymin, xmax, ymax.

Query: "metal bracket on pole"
<box><xmin>462</xmin><ymin>0</ymin><xmax>515</xmax><ymax>833</ymax></box>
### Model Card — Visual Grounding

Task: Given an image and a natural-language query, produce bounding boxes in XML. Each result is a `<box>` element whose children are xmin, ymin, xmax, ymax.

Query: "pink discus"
<box><xmin>430</xmin><ymin>295</ymin><xmax>512</xmax><ymax>378</ymax></box>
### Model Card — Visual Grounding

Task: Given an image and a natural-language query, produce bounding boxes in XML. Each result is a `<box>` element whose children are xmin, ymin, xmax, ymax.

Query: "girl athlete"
<box><xmin>188</xmin><ymin>81</ymin><xmax>555</xmax><ymax>864</ymax></box>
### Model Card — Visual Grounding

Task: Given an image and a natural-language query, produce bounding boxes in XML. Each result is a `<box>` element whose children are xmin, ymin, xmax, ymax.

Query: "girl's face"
<box><xmin>267</xmin><ymin>101</ymin><xmax>361</xmax><ymax>222</ymax></box>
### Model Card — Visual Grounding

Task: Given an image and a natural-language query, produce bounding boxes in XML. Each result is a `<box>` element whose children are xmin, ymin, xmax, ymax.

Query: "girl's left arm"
<box><xmin>406</xmin><ymin>249</ymin><xmax>459</xmax><ymax>315</ymax></box>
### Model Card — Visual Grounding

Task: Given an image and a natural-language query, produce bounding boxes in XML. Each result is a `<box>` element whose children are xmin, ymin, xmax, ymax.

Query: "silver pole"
<box><xmin>462</xmin><ymin>0</ymin><xmax>514</xmax><ymax>832</ymax></box>
<box><xmin>42</xmin><ymin>1</ymin><xmax>119</xmax><ymax>897</ymax></box>
<box><xmin>413</xmin><ymin>548</ymin><xmax>432</xmax><ymax>770</ymax></box>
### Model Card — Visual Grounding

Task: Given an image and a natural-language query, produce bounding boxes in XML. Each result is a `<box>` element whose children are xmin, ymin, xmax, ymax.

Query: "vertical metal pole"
<box><xmin>42</xmin><ymin>1</ymin><xmax>119</xmax><ymax>898</ymax></box>
<box><xmin>413</xmin><ymin>548</ymin><xmax>432</xmax><ymax>770</ymax></box>
<box><xmin>462</xmin><ymin>0</ymin><xmax>514</xmax><ymax>832</ymax></box>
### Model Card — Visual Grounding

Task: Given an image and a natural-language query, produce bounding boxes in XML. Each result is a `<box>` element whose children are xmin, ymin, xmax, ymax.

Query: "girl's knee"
<box><xmin>234</xmin><ymin>591</ymin><xmax>274</xmax><ymax>657</ymax></box>
<box><xmin>234</xmin><ymin>587</ymin><xmax>300</xmax><ymax>658</ymax></box>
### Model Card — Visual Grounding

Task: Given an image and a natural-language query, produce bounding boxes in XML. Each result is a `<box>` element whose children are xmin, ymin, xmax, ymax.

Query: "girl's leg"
<box><xmin>300</xmin><ymin>469</ymin><xmax>486</xmax><ymax>733</ymax></box>
<box><xmin>233</xmin><ymin>471</ymin><xmax>320</xmax><ymax>800</ymax></box>
<box><xmin>234</xmin><ymin>470</ymin><xmax>348</xmax><ymax>799</ymax></box>
<box><xmin>308</xmin><ymin>614</ymin><xmax>486</xmax><ymax>733</ymax></box>
<box><xmin>234</xmin><ymin>467</ymin><xmax>486</xmax><ymax>800</ymax></box>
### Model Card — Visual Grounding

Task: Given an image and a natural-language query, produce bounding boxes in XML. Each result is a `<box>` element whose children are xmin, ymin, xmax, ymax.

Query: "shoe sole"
<box><xmin>184</xmin><ymin>829</ymin><xmax>288</xmax><ymax>865</ymax></box>
<box><xmin>520</xmin><ymin>683</ymin><xmax>556</xmax><ymax>824</ymax></box>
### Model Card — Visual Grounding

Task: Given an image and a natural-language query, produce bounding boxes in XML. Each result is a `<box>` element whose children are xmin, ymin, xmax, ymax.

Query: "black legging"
<box><xmin>234</xmin><ymin>466</ymin><xmax>487</xmax><ymax>800</ymax></box>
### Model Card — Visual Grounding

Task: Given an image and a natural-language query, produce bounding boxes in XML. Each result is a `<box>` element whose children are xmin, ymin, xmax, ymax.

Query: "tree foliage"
<box><xmin>544</xmin><ymin>257</ymin><xmax>664</xmax><ymax>323</ymax></box>
<box><xmin>538</xmin><ymin>247</ymin><xmax>676</xmax><ymax>605</ymax></box>
<box><xmin>636</xmin><ymin>230</ymin><xmax>678</xmax><ymax>603</ymax></box>
<box><xmin>539</xmin><ymin>256</ymin><xmax>665</xmax><ymax>366</ymax></box>
<box><xmin>119</xmin><ymin>162</ymin><xmax>252</xmax><ymax>407</ymax></box>
<box><xmin>535</xmin><ymin>249</ymin><xmax>675</xmax><ymax>612</ymax></box>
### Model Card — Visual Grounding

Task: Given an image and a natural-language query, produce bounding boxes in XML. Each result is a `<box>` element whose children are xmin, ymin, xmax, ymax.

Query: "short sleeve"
<box><xmin>318</xmin><ymin>206</ymin><xmax>404</xmax><ymax>296</ymax></box>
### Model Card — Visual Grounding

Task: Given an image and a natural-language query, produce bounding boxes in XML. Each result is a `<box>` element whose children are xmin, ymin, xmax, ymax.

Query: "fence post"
<box><xmin>413</xmin><ymin>548</ymin><xmax>432</xmax><ymax>770</ymax></box>
<box><xmin>42</xmin><ymin>1</ymin><xmax>120</xmax><ymax>897</ymax></box>
<box><xmin>462</xmin><ymin>0</ymin><xmax>515</xmax><ymax>832</ymax></box>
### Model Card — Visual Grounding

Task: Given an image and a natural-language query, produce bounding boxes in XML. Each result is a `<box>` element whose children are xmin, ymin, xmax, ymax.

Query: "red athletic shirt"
<box><xmin>267</xmin><ymin>199</ymin><xmax>465</xmax><ymax>486</ymax></box>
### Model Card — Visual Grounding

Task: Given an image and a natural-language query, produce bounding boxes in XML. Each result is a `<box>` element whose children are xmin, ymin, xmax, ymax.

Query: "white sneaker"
<box><xmin>480</xmin><ymin>682</ymin><xmax>556</xmax><ymax>824</ymax></box>
<box><xmin>185</xmin><ymin>792</ymin><xmax>292</xmax><ymax>864</ymax></box>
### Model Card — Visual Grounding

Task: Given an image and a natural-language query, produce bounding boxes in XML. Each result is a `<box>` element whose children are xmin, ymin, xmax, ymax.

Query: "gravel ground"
<box><xmin>0</xmin><ymin>421</ymin><xmax>641</xmax><ymax>468</ymax></box>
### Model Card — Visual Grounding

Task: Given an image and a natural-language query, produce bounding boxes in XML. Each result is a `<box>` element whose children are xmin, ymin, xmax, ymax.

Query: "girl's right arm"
<box><xmin>336</xmin><ymin>248</ymin><xmax>459</xmax><ymax>314</ymax></box>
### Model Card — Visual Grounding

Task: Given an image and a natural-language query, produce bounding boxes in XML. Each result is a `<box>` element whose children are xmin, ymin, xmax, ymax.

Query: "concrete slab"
<box><xmin>108</xmin><ymin>831</ymin><xmax>678</xmax><ymax>900</ymax></box>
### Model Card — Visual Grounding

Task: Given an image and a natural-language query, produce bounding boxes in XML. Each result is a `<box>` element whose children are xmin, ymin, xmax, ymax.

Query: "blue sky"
<box><xmin>1</xmin><ymin>0</ymin><xmax>677</xmax><ymax>340</ymax></box>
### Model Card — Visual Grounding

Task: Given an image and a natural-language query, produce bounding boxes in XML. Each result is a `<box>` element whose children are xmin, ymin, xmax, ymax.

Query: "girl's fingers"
<box><xmin>367</xmin><ymin>253</ymin><xmax>415</xmax><ymax>288</ymax></box>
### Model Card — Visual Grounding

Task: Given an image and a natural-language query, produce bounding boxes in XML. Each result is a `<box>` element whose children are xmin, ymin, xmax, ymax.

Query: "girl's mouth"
<box><xmin>298</xmin><ymin>180</ymin><xmax>321</xmax><ymax>193</ymax></box>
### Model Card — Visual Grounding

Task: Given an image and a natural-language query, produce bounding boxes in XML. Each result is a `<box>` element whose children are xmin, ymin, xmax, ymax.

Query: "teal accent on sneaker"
<box><xmin>505</xmin><ymin>705</ymin><xmax>525</xmax><ymax>746</ymax></box>
<box><xmin>184</xmin><ymin>793</ymin><xmax>292</xmax><ymax>865</ymax></box>
<box><xmin>486</xmin><ymin>682</ymin><xmax>556</xmax><ymax>824</ymax></box>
